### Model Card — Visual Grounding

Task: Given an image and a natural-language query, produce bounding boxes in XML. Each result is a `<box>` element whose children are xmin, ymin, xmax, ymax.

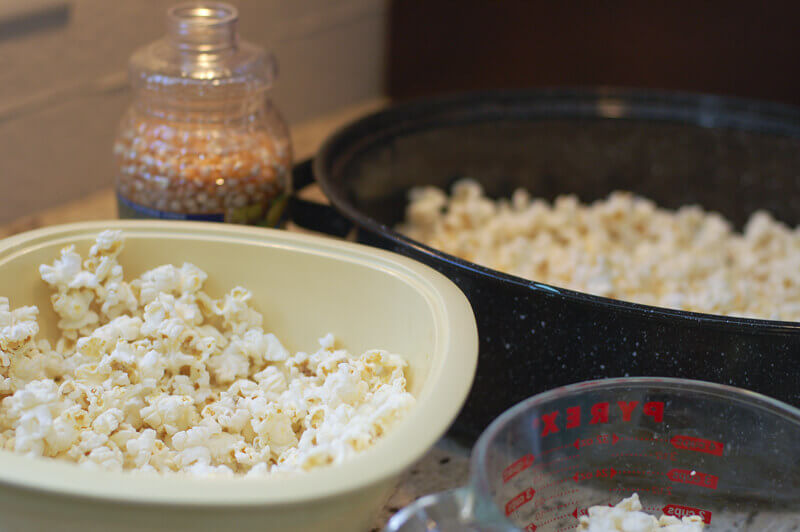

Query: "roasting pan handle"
<box><xmin>288</xmin><ymin>159</ymin><xmax>354</xmax><ymax>237</ymax></box>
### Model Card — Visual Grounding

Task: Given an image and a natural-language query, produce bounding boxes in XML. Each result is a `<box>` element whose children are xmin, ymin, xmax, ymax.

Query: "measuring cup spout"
<box><xmin>384</xmin><ymin>487</ymin><xmax>513</xmax><ymax>532</ymax></box>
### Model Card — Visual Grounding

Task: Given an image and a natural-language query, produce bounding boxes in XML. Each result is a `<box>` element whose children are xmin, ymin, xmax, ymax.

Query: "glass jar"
<box><xmin>114</xmin><ymin>2</ymin><xmax>292</xmax><ymax>226</ymax></box>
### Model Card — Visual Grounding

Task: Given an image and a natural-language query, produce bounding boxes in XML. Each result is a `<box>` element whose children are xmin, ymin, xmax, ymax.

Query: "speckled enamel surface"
<box><xmin>311</xmin><ymin>89</ymin><xmax>800</xmax><ymax>442</ymax></box>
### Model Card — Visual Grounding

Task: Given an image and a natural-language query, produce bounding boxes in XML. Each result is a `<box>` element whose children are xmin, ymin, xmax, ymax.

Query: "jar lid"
<box><xmin>129</xmin><ymin>2</ymin><xmax>276</xmax><ymax>94</ymax></box>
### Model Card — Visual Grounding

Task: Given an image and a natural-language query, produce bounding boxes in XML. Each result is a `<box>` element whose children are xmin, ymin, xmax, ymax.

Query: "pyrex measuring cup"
<box><xmin>386</xmin><ymin>378</ymin><xmax>800</xmax><ymax>531</ymax></box>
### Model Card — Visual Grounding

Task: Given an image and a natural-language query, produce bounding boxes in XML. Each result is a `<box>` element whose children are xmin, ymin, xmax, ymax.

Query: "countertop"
<box><xmin>0</xmin><ymin>98</ymin><xmax>472</xmax><ymax>531</ymax></box>
<box><xmin>6</xmin><ymin>98</ymin><xmax>799</xmax><ymax>532</ymax></box>
<box><xmin>0</xmin><ymin>99</ymin><xmax>381</xmax><ymax>238</ymax></box>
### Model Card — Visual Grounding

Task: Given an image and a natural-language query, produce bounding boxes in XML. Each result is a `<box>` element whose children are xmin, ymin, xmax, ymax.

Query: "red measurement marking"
<box><xmin>598</xmin><ymin>433</ymin><xmax>620</xmax><ymax>445</ymax></box>
<box><xmin>574</xmin><ymin>438</ymin><xmax>593</xmax><ymax>450</ymax></box>
<box><xmin>513</xmin><ymin>452</ymin><xmax>578</xmax><ymax>484</ymax></box>
<box><xmin>670</xmin><ymin>435</ymin><xmax>724</xmax><ymax>456</ymax></box>
<box><xmin>611</xmin><ymin>486</ymin><xmax>673</xmax><ymax>496</ymax></box>
<box><xmin>574</xmin><ymin>433</ymin><xmax>620</xmax><ymax>449</ymax></box>
<box><xmin>504</xmin><ymin>454</ymin><xmax>536</xmax><ymax>483</ymax></box>
<box><xmin>663</xmin><ymin>504</ymin><xmax>713</xmax><ymax>524</ymax></box>
<box><xmin>538</xmin><ymin>512</ymin><xmax>577</xmax><ymax>526</ymax></box>
<box><xmin>525</xmin><ymin>524</ymin><xmax>537</xmax><ymax>531</ymax></box>
<box><xmin>667</xmin><ymin>468</ymin><xmax>718</xmax><ymax>489</ymax></box>
<box><xmin>620</xmin><ymin>469</ymin><xmax>664</xmax><ymax>477</ymax></box>
<box><xmin>619</xmin><ymin>435</ymin><xmax>667</xmax><ymax>442</ymax></box>
<box><xmin>505</xmin><ymin>487</ymin><xmax>536</xmax><ymax>516</ymax></box>
<box><xmin>532</xmin><ymin>488</ymin><xmax>579</xmax><ymax>509</ymax></box>
<box><xmin>611</xmin><ymin>451</ymin><xmax>675</xmax><ymax>461</ymax></box>
<box><xmin>541</xmin><ymin>454</ymin><xmax>580</xmax><ymax>466</ymax></box>
<box><xmin>522</xmin><ymin>454</ymin><xmax>581</xmax><ymax>482</ymax></box>
<box><xmin>531</xmin><ymin>503</ymin><xmax>572</xmax><ymax>520</ymax></box>
<box><xmin>574</xmin><ymin>467</ymin><xmax>617</xmax><ymax>482</ymax></box>
<box><xmin>531</xmin><ymin>463</ymin><xmax>579</xmax><ymax>483</ymax></box>
<box><xmin>539</xmin><ymin>443</ymin><xmax>568</xmax><ymax>456</ymax></box>
<box><xmin>571</xmin><ymin>504</ymin><xmax>614</xmax><ymax>519</ymax></box>
<box><xmin>537</xmin><ymin>476</ymin><xmax>572</xmax><ymax>491</ymax></box>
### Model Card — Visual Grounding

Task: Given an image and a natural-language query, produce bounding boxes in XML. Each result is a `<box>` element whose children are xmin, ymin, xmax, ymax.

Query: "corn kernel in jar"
<box><xmin>114</xmin><ymin>3</ymin><xmax>292</xmax><ymax>226</ymax></box>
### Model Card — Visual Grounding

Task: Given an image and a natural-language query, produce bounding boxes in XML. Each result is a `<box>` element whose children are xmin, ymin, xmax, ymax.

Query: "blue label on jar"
<box><xmin>117</xmin><ymin>194</ymin><xmax>225</xmax><ymax>222</ymax></box>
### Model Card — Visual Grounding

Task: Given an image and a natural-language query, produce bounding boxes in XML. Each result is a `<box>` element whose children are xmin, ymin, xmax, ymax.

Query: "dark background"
<box><xmin>387</xmin><ymin>0</ymin><xmax>800</xmax><ymax>105</ymax></box>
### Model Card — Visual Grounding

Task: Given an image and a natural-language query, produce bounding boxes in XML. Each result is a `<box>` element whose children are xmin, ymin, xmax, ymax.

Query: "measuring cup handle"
<box><xmin>384</xmin><ymin>487</ymin><xmax>472</xmax><ymax>532</ymax></box>
<box><xmin>385</xmin><ymin>486</ymin><xmax>514</xmax><ymax>532</ymax></box>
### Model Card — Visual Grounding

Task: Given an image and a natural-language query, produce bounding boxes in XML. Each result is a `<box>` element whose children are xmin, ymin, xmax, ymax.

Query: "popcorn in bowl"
<box><xmin>0</xmin><ymin>231</ymin><xmax>415</xmax><ymax>476</ymax></box>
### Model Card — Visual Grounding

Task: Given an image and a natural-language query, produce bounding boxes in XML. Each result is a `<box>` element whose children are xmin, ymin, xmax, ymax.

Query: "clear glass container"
<box><xmin>114</xmin><ymin>2</ymin><xmax>292</xmax><ymax>226</ymax></box>
<box><xmin>386</xmin><ymin>378</ymin><xmax>800</xmax><ymax>531</ymax></box>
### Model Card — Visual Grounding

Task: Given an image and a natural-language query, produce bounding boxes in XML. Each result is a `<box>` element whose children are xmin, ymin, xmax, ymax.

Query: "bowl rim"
<box><xmin>0</xmin><ymin>220</ymin><xmax>479</xmax><ymax>506</ymax></box>
<box><xmin>313</xmin><ymin>87</ymin><xmax>800</xmax><ymax>334</ymax></box>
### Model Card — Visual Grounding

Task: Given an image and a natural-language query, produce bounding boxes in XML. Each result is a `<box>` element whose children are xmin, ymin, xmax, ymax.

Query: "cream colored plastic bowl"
<box><xmin>0</xmin><ymin>221</ymin><xmax>478</xmax><ymax>532</ymax></box>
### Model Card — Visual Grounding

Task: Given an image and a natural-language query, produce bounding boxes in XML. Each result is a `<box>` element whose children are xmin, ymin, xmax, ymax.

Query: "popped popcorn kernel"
<box><xmin>578</xmin><ymin>494</ymin><xmax>705</xmax><ymax>531</ymax></box>
<box><xmin>401</xmin><ymin>181</ymin><xmax>800</xmax><ymax>321</ymax></box>
<box><xmin>0</xmin><ymin>232</ymin><xmax>415</xmax><ymax>476</ymax></box>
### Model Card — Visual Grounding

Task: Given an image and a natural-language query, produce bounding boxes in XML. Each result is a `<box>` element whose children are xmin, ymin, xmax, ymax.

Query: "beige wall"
<box><xmin>0</xmin><ymin>0</ymin><xmax>387</xmax><ymax>223</ymax></box>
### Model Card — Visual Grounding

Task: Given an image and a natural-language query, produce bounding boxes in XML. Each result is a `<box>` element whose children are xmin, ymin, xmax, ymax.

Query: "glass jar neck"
<box><xmin>167</xmin><ymin>3</ymin><xmax>238</xmax><ymax>54</ymax></box>
<box><xmin>128</xmin><ymin>3</ymin><xmax>276</xmax><ymax>125</ymax></box>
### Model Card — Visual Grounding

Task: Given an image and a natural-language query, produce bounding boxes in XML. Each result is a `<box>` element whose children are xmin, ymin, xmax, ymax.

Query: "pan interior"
<box><xmin>323</xmin><ymin>92</ymin><xmax>800</xmax><ymax>232</ymax></box>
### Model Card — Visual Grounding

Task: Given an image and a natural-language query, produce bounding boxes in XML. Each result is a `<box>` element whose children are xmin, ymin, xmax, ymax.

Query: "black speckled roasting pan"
<box><xmin>289</xmin><ymin>88</ymin><xmax>800</xmax><ymax>442</ymax></box>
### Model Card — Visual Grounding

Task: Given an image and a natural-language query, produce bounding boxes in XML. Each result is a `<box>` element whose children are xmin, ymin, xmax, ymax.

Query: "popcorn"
<box><xmin>91</xmin><ymin>408</ymin><xmax>124</xmax><ymax>435</ymax></box>
<box><xmin>0</xmin><ymin>298</ymin><xmax>40</xmax><ymax>357</ymax></box>
<box><xmin>0</xmin><ymin>231</ymin><xmax>415</xmax><ymax>476</ymax></box>
<box><xmin>578</xmin><ymin>494</ymin><xmax>705</xmax><ymax>531</ymax></box>
<box><xmin>125</xmin><ymin>428</ymin><xmax>157</xmax><ymax>468</ymax></box>
<box><xmin>401</xmin><ymin>182</ymin><xmax>800</xmax><ymax>321</ymax></box>
<box><xmin>83</xmin><ymin>444</ymin><xmax>124</xmax><ymax>471</ymax></box>
<box><xmin>133</xmin><ymin>263</ymin><xmax>207</xmax><ymax>306</ymax></box>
